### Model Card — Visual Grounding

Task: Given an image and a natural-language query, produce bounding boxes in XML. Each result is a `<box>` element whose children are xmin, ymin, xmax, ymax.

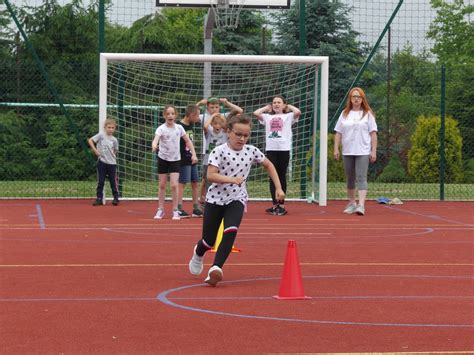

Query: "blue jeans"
<box><xmin>96</xmin><ymin>160</ymin><xmax>119</xmax><ymax>200</ymax></box>
<box><xmin>179</xmin><ymin>164</ymin><xmax>199</xmax><ymax>184</ymax></box>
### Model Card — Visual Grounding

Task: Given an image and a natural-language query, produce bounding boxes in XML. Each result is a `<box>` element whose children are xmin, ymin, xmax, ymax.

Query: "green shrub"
<box><xmin>377</xmin><ymin>154</ymin><xmax>408</xmax><ymax>183</ymax></box>
<box><xmin>408</xmin><ymin>115</ymin><xmax>463</xmax><ymax>183</ymax></box>
<box><xmin>306</xmin><ymin>133</ymin><xmax>345</xmax><ymax>183</ymax></box>
<box><xmin>0</xmin><ymin>111</ymin><xmax>34</xmax><ymax>179</ymax></box>
<box><xmin>464</xmin><ymin>158</ymin><xmax>474</xmax><ymax>183</ymax></box>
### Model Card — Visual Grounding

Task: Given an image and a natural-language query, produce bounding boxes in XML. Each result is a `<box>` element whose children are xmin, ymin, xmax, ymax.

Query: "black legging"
<box><xmin>266</xmin><ymin>150</ymin><xmax>289</xmax><ymax>205</ymax></box>
<box><xmin>195</xmin><ymin>201</ymin><xmax>244</xmax><ymax>268</ymax></box>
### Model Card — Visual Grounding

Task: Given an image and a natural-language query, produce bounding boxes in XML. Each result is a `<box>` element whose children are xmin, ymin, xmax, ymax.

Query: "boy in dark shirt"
<box><xmin>177</xmin><ymin>104</ymin><xmax>203</xmax><ymax>217</ymax></box>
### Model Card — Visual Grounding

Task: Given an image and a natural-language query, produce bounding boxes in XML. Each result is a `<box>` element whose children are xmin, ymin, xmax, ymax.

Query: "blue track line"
<box><xmin>157</xmin><ymin>274</ymin><xmax>474</xmax><ymax>328</ymax></box>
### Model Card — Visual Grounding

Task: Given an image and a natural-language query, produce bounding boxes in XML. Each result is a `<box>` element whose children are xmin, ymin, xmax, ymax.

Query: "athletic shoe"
<box><xmin>188</xmin><ymin>246</ymin><xmax>204</xmax><ymax>275</ymax></box>
<box><xmin>275</xmin><ymin>205</ymin><xmax>288</xmax><ymax>216</ymax></box>
<box><xmin>178</xmin><ymin>209</ymin><xmax>190</xmax><ymax>219</ymax></box>
<box><xmin>154</xmin><ymin>208</ymin><xmax>164</xmax><ymax>219</ymax></box>
<box><xmin>265</xmin><ymin>206</ymin><xmax>276</xmax><ymax>215</ymax></box>
<box><xmin>112</xmin><ymin>199</ymin><xmax>119</xmax><ymax>206</ymax></box>
<box><xmin>92</xmin><ymin>199</ymin><xmax>103</xmax><ymax>206</ymax></box>
<box><xmin>343</xmin><ymin>203</ymin><xmax>357</xmax><ymax>214</ymax></box>
<box><xmin>355</xmin><ymin>205</ymin><xmax>365</xmax><ymax>216</ymax></box>
<box><xmin>172</xmin><ymin>210</ymin><xmax>181</xmax><ymax>220</ymax></box>
<box><xmin>192</xmin><ymin>208</ymin><xmax>203</xmax><ymax>218</ymax></box>
<box><xmin>204</xmin><ymin>265</ymin><xmax>223</xmax><ymax>287</ymax></box>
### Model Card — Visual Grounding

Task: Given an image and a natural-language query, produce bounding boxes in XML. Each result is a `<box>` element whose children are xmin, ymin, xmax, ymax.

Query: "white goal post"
<box><xmin>99</xmin><ymin>53</ymin><xmax>328</xmax><ymax>205</ymax></box>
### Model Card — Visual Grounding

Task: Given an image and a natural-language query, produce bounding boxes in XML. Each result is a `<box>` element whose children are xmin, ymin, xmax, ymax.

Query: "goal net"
<box><xmin>99</xmin><ymin>53</ymin><xmax>328</xmax><ymax>205</ymax></box>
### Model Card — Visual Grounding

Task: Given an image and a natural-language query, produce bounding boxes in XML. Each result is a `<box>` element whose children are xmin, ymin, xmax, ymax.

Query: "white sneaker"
<box><xmin>172</xmin><ymin>210</ymin><xmax>181</xmax><ymax>220</ymax></box>
<box><xmin>343</xmin><ymin>203</ymin><xmax>357</xmax><ymax>214</ymax></box>
<box><xmin>355</xmin><ymin>205</ymin><xmax>365</xmax><ymax>216</ymax></box>
<box><xmin>188</xmin><ymin>246</ymin><xmax>204</xmax><ymax>275</ymax></box>
<box><xmin>154</xmin><ymin>208</ymin><xmax>164</xmax><ymax>219</ymax></box>
<box><xmin>204</xmin><ymin>265</ymin><xmax>223</xmax><ymax>286</ymax></box>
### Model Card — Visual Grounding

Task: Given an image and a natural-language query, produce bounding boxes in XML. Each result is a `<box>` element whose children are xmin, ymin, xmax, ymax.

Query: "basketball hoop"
<box><xmin>210</xmin><ymin>0</ymin><xmax>244</xmax><ymax>29</ymax></box>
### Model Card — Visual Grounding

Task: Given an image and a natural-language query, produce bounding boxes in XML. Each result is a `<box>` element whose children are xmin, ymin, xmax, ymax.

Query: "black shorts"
<box><xmin>157</xmin><ymin>157</ymin><xmax>180</xmax><ymax>174</ymax></box>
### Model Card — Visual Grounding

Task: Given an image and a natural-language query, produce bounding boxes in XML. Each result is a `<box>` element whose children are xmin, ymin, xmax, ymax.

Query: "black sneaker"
<box><xmin>266</xmin><ymin>206</ymin><xmax>276</xmax><ymax>215</ymax></box>
<box><xmin>178</xmin><ymin>209</ymin><xmax>191</xmax><ymax>219</ymax></box>
<box><xmin>112</xmin><ymin>199</ymin><xmax>119</xmax><ymax>206</ymax></box>
<box><xmin>192</xmin><ymin>208</ymin><xmax>203</xmax><ymax>217</ymax></box>
<box><xmin>92</xmin><ymin>199</ymin><xmax>103</xmax><ymax>206</ymax></box>
<box><xmin>275</xmin><ymin>205</ymin><xmax>288</xmax><ymax>216</ymax></box>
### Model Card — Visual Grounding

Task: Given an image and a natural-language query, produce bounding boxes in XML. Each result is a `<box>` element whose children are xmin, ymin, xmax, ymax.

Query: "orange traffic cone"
<box><xmin>273</xmin><ymin>240</ymin><xmax>311</xmax><ymax>300</ymax></box>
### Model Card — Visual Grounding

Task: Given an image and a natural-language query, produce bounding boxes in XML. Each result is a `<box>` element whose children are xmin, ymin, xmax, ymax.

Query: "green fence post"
<box><xmin>439</xmin><ymin>65</ymin><xmax>446</xmax><ymax>201</ymax></box>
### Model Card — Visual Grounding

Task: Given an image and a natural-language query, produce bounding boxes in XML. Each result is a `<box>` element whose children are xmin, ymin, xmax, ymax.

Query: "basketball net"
<box><xmin>210</xmin><ymin>0</ymin><xmax>244</xmax><ymax>28</ymax></box>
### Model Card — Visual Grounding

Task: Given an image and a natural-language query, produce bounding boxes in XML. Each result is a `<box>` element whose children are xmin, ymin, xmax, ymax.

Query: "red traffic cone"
<box><xmin>273</xmin><ymin>240</ymin><xmax>311</xmax><ymax>300</ymax></box>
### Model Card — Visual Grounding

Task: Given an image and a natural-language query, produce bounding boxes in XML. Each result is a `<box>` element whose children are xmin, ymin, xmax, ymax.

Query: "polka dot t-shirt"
<box><xmin>206</xmin><ymin>143</ymin><xmax>265</xmax><ymax>206</ymax></box>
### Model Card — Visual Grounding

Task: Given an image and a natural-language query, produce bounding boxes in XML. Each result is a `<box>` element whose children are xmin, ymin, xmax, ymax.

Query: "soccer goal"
<box><xmin>99</xmin><ymin>53</ymin><xmax>328</xmax><ymax>205</ymax></box>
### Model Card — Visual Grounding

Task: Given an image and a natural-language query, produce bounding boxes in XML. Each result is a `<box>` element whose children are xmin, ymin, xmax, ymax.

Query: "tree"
<box><xmin>427</xmin><ymin>0</ymin><xmax>474</xmax><ymax>161</ymax></box>
<box><xmin>0</xmin><ymin>0</ymin><xmax>13</xmax><ymax>59</ymax></box>
<box><xmin>427</xmin><ymin>0</ymin><xmax>474</xmax><ymax>66</ymax></box>
<box><xmin>15</xmin><ymin>0</ymin><xmax>99</xmax><ymax>63</ymax></box>
<box><xmin>271</xmin><ymin>0</ymin><xmax>367</xmax><ymax>119</ymax></box>
<box><xmin>408</xmin><ymin>115</ymin><xmax>463</xmax><ymax>183</ymax></box>
<box><xmin>213</xmin><ymin>10</ymin><xmax>271</xmax><ymax>55</ymax></box>
<box><xmin>363</xmin><ymin>47</ymin><xmax>438</xmax><ymax>176</ymax></box>
<box><xmin>11</xmin><ymin>0</ymin><xmax>100</xmax><ymax>102</ymax></box>
<box><xmin>106</xmin><ymin>8</ymin><xmax>205</xmax><ymax>54</ymax></box>
<box><xmin>0</xmin><ymin>111</ymin><xmax>34</xmax><ymax>180</ymax></box>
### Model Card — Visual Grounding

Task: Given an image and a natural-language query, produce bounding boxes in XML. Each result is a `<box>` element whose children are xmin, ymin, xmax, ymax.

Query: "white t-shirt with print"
<box><xmin>206</xmin><ymin>143</ymin><xmax>266</xmax><ymax>206</ymax></box>
<box><xmin>203</xmin><ymin>126</ymin><xmax>228</xmax><ymax>165</ymax></box>
<box><xmin>155</xmin><ymin>123</ymin><xmax>186</xmax><ymax>162</ymax></box>
<box><xmin>334</xmin><ymin>110</ymin><xmax>378</xmax><ymax>156</ymax></box>
<box><xmin>260</xmin><ymin>112</ymin><xmax>297</xmax><ymax>151</ymax></box>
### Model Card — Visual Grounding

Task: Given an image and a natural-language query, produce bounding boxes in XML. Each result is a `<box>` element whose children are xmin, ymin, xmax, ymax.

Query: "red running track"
<box><xmin>0</xmin><ymin>200</ymin><xmax>473</xmax><ymax>353</ymax></box>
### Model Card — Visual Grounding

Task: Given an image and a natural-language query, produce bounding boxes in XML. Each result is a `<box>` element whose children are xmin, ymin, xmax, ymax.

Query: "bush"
<box><xmin>0</xmin><ymin>111</ymin><xmax>34</xmax><ymax>179</ymax></box>
<box><xmin>464</xmin><ymin>158</ymin><xmax>474</xmax><ymax>183</ymax></box>
<box><xmin>408</xmin><ymin>115</ymin><xmax>463</xmax><ymax>183</ymax></box>
<box><xmin>306</xmin><ymin>133</ymin><xmax>345</xmax><ymax>183</ymax></box>
<box><xmin>377</xmin><ymin>154</ymin><xmax>408</xmax><ymax>183</ymax></box>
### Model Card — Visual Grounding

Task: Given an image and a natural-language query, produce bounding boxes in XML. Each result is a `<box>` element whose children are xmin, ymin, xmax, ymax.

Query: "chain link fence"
<box><xmin>1</xmin><ymin>0</ymin><xmax>473</xmax><ymax>200</ymax></box>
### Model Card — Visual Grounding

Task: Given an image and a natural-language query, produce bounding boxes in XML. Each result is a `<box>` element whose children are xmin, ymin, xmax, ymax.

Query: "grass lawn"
<box><xmin>1</xmin><ymin>180</ymin><xmax>473</xmax><ymax>201</ymax></box>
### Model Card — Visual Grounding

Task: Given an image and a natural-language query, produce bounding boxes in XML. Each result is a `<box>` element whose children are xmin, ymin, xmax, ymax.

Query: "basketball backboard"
<box><xmin>156</xmin><ymin>0</ymin><xmax>290</xmax><ymax>9</ymax></box>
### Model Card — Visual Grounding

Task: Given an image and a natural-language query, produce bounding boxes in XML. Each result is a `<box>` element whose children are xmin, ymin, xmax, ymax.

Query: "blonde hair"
<box><xmin>212</xmin><ymin>114</ymin><xmax>226</xmax><ymax>127</ymax></box>
<box><xmin>342</xmin><ymin>87</ymin><xmax>374</xmax><ymax>119</ymax></box>
<box><xmin>104</xmin><ymin>118</ymin><xmax>116</xmax><ymax>128</ymax></box>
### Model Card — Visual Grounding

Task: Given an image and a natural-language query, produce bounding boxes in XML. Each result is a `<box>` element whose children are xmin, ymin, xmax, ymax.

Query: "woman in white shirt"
<box><xmin>334</xmin><ymin>87</ymin><xmax>378</xmax><ymax>216</ymax></box>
